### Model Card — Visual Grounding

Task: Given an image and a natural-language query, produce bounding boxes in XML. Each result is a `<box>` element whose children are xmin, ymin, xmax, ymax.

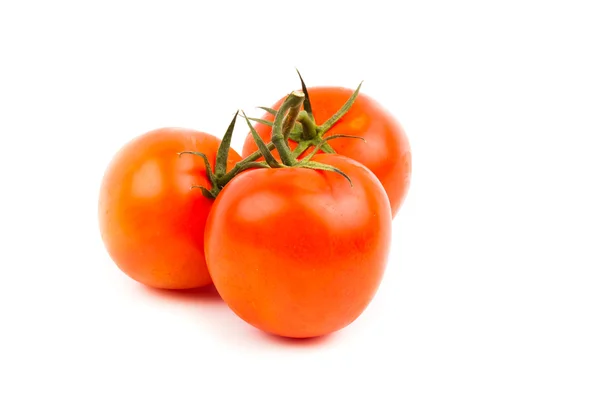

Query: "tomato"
<box><xmin>99</xmin><ymin>128</ymin><xmax>241</xmax><ymax>289</ymax></box>
<box><xmin>242</xmin><ymin>87</ymin><xmax>412</xmax><ymax>217</ymax></box>
<box><xmin>204</xmin><ymin>153</ymin><xmax>392</xmax><ymax>338</ymax></box>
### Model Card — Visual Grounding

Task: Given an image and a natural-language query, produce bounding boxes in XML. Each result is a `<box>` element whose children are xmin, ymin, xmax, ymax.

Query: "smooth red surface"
<box><xmin>99</xmin><ymin>128</ymin><xmax>241</xmax><ymax>289</ymax></box>
<box><xmin>205</xmin><ymin>154</ymin><xmax>392</xmax><ymax>338</ymax></box>
<box><xmin>242</xmin><ymin>87</ymin><xmax>412</xmax><ymax>217</ymax></box>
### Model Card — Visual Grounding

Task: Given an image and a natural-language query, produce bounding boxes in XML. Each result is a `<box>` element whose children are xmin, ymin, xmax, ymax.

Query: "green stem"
<box><xmin>282</xmin><ymin>103</ymin><xmax>301</xmax><ymax>141</ymax></box>
<box><xmin>216</xmin><ymin>142</ymin><xmax>276</xmax><ymax>187</ymax></box>
<box><xmin>297</xmin><ymin>111</ymin><xmax>318</xmax><ymax>140</ymax></box>
<box><xmin>271</xmin><ymin>91</ymin><xmax>304</xmax><ymax>166</ymax></box>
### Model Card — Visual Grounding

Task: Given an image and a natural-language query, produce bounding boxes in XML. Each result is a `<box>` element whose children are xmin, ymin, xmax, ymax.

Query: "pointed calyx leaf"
<box><xmin>236</xmin><ymin>161</ymin><xmax>270</xmax><ymax>172</ymax></box>
<box><xmin>258</xmin><ymin>106</ymin><xmax>277</xmax><ymax>116</ymax></box>
<box><xmin>215</xmin><ymin>110</ymin><xmax>238</xmax><ymax>177</ymax></box>
<box><xmin>303</xmin><ymin>134</ymin><xmax>362</xmax><ymax>160</ymax></box>
<box><xmin>178</xmin><ymin>151</ymin><xmax>217</xmax><ymax>187</ymax></box>
<box><xmin>295</xmin><ymin>69</ymin><xmax>313</xmax><ymax>119</ymax></box>
<box><xmin>179</xmin><ymin>151</ymin><xmax>221</xmax><ymax>198</ymax></box>
<box><xmin>320</xmin><ymin>142</ymin><xmax>336</xmax><ymax>153</ymax></box>
<box><xmin>319</xmin><ymin>81</ymin><xmax>363</xmax><ymax>134</ymax></box>
<box><xmin>242</xmin><ymin>111</ymin><xmax>280</xmax><ymax>168</ymax></box>
<box><xmin>246</xmin><ymin>117</ymin><xmax>273</xmax><ymax>127</ymax></box>
<box><xmin>297</xmin><ymin>160</ymin><xmax>353</xmax><ymax>187</ymax></box>
<box><xmin>191</xmin><ymin>185</ymin><xmax>216</xmax><ymax>200</ymax></box>
<box><xmin>324</xmin><ymin>134</ymin><xmax>366</xmax><ymax>143</ymax></box>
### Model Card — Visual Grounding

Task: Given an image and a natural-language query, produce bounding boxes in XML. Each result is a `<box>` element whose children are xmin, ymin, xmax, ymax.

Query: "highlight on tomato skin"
<box><xmin>242</xmin><ymin>86</ymin><xmax>412</xmax><ymax>218</ymax></box>
<box><xmin>98</xmin><ymin>127</ymin><xmax>241</xmax><ymax>290</ymax></box>
<box><xmin>204</xmin><ymin>153</ymin><xmax>393</xmax><ymax>338</ymax></box>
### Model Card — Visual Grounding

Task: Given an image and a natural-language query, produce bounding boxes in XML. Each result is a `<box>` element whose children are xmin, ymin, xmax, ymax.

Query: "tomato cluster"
<box><xmin>98</xmin><ymin>73</ymin><xmax>412</xmax><ymax>339</ymax></box>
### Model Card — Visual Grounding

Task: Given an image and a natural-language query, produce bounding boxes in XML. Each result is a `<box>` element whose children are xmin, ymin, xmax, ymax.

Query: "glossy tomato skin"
<box><xmin>99</xmin><ymin>128</ymin><xmax>241</xmax><ymax>289</ymax></box>
<box><xmin>205</xmin><ymin>154</ymin><xmax>392</xmax><ymax>338</ymax></box>
<box><xmin>242</xmin><ymin>87</ymin><xmax>412</xmax><ymax>217</ymax></box>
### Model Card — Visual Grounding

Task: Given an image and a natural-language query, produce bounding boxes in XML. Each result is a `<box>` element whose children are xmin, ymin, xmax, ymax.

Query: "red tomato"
<box><xmin>205</xmin><ymin>153</ymin><xmax>392</xmax><ymax>338</ymax></box>
<box><xmin>242</xmin><ymin>87</ymin><xmax>412</xmax><ymax>217</ymax></box>
<box><xmin>99</xmin><ymin>128</ymin><xmax>241</xmax><ymax>289</ymax></box>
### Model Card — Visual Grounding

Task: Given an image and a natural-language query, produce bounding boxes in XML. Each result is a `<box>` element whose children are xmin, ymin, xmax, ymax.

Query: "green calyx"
<box><xmin>176</xmin><ymin>94</ymin><xmax>312</xmax><ymax>199</ymax></box>
<box><xmin>179</xmin><ymin>70</ymin><xmax>363</xmax><ymax>199</ymax></box>
<box><xmin>264</xmin><ymin>90</ymin><xmax>354</xmax><ymax>186</ymax></box>
<box><xmin>253</xmin><ymin>69</ymin><xmax>365</xmax><ymax>158</ymax></box>
<box><xmin>178</xmin><ymin>111</ymin><xmax>270</xmax><ymax>200</ymax></box>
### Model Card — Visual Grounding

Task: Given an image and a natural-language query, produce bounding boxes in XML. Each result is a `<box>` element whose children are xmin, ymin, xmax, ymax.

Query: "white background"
<box><xmin>1</xmin><ymin>0</ymin><xmax>599</xmax><ymax>398</ymax></box>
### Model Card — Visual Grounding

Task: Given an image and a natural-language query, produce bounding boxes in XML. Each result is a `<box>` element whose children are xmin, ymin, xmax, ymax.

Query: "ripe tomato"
<box><xmin>99</xmin><ymin>128</ymin><xmax>241</xmax><ymax>289</ymax></box>
<box><xmin>242</xmin><ymin>87</ymin><xmax>412</xmax><ymax>217</ymax></box>
<box><xmin>205</xmin><ymin>153</ymin><xmax>392</xmax><ymax>338</ymax></box>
